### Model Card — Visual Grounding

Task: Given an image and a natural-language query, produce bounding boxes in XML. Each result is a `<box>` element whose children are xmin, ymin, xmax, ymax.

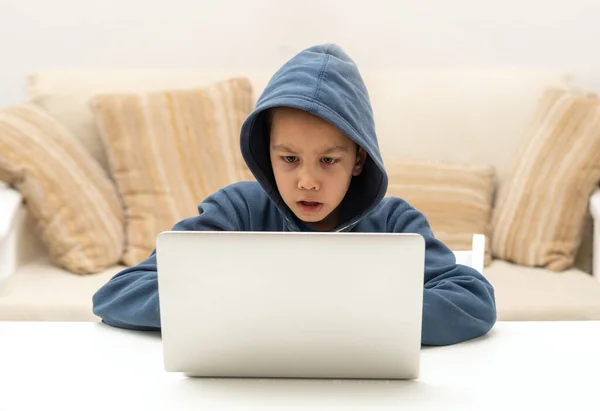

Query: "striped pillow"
<box><xmin>0</xmin><ymin>104</ymin><xmax>125</xmax><ymax>274</ymax></box>
<box><xmin>386</xmin><ymin>160</ymin><xmax>496</xmax><ymax>266</ymax></box>
<box><xmin>492</xmin><ymin>88</ymin><xmax>600</xmax><ymax>271</ymax></box>
<box><xmin>90</xmin><ymin>77</ymin><xmax>254</xmax><ymax>266</ymax></box>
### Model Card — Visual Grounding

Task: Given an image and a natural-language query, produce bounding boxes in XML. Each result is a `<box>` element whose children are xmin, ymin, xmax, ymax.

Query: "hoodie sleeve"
<box><xmin>92</xmin><ymin>188</ymin><xmax>244</xmax><ymax>331</ymax></box>
<box><xmin>391</xmin><ymin>204</ymin><xmax>497</xmax><ymax>346</ymax></box>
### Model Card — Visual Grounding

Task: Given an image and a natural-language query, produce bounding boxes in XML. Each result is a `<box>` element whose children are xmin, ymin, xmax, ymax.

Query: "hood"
<box><xmin>240</xmin><ymin>44</ymin><xmax>388</xmax><ymax>231</ymax></box>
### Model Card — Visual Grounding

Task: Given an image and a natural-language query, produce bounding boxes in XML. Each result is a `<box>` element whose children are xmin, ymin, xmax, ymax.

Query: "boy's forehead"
<box><xmin>269</xmin><ymin>107</ymin><xmax>355</xmax><ymax>148</ymax></box>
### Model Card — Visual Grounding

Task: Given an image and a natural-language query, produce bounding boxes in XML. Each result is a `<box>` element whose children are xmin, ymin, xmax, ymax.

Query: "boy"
<box><xmin>92</xmin><ymin>44</ymin><xmax>496</xmax><ymax>346</ymax></box>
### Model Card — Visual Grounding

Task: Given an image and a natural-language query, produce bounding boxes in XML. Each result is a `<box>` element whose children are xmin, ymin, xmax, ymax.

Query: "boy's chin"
<box><xmin>297</xmin><ymin>213</ymin><xmax>325</xmax><ymax>222</ymax></box>
<box><xmin>295</xmin><ymin>211</ymin><xmax>338</xmax><ymax>231</ymax></box>
<box><xmin>293</xmin><ymin>214</ymin><xmax>323</xmax><ymax>224</ymax></box>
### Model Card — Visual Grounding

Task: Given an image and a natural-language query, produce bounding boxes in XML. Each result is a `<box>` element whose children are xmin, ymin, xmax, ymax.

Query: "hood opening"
<box><xmin>240</xmin><ymin>44</ymin><xmax>388</xmax><ymax>231</ymax></box>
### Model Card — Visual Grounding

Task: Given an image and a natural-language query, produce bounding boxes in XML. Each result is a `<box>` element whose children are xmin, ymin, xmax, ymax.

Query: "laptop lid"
<box><xmin>156</xmin><ymin>231</ymin><xmax>425</xmax><ymax>379</ymax></box>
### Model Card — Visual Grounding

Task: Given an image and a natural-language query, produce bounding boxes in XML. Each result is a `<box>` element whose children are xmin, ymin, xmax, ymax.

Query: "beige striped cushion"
<box><xmin>0</xmin><ymin>104</ymin><xmax>125</xmax><ymax>274</ymax></box>
<box><xmin>492</xmin><ymin>88</ymin><xmax>600</xmax><ymax>271</ymax></box>
<box><xmin>90</xmin><ymin>77</ymin><xmax>254</xmax><ymax>266</ymax></box>
<box><xmin>386</xmin><ymin>160</ymin><xmax>496</xmax><ymax>266</ymax></box>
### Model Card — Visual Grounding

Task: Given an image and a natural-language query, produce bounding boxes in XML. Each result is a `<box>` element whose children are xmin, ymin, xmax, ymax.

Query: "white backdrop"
<box><xmin>2</xmin><ymin>0</ymin><xmax>600</xmax><ymax>105</ymax></box>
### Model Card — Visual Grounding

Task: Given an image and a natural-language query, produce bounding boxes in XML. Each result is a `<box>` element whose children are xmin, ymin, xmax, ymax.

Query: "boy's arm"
<box><xmin>92</xmin><ymin>189</ymin><xmax>243</xmax><ymax>331</ymax></box>
<box><xmin>391</xmin><ymin>206</ymin><xmax>497</xmax><ymax>346</ymax></box>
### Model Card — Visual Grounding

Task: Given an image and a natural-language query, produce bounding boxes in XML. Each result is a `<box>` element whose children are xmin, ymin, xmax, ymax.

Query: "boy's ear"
<box><xmin>352</xmin><ymin>147</ymin><xmax>368</xmax><ymax>176</ymax></box>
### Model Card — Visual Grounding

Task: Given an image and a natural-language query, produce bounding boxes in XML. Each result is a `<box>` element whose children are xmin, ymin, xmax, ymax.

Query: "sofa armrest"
<box><xmin>0</xmin><ymin>184</ymin><xmax>23</xmax><ymax>285</ymax></box>
<box><xmin>589</xmin><ymin>188</ymin><xmax>600</xmax><ymax>282</ymax></box>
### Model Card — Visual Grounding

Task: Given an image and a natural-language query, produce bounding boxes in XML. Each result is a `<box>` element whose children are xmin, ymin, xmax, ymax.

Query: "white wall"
<box><xmin>2</xmin><ymin>0</ymin><xmax>600</xmax><ymax>106</ymax></box>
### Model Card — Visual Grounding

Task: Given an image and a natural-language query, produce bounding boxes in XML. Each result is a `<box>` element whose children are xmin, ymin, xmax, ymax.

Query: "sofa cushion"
<box><xmin>0</xmin><ymin>105</ymin><xmax>125</xmax><ymax>274</ymax></box>
<box><xmin>90</xmin><ymin>78</ymin><xmax>254</xmax><ymax>266</ymax></box>
<box><xmin>386</xmin><ymin>160</ymin><xmax>495</xmax><ymax>266</ymax></box>
<box><xmin>492</xmin><ymin>88</ymin><xmax>600</xmax><ymax>271</ymax></box>
<box><xmin>485</xmin><ymin>260</ymin><xmax>600</xmax><ymax>321</ymax></box>
<box><xmin>0</xmin><ymin>258</ymin><xmax>124</xmax><ymax>321</ymax></box>
<box><xmin>26</xmin><ymin>70</ymin><xmax>272</xmax><ymax>173</ymax></box>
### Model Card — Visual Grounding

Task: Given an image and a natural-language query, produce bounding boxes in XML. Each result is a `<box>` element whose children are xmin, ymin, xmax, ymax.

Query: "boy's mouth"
<box><xmin>296</xmin><ymin>200</ymin><xmax>323</xmax><ymax>215</ymax></box>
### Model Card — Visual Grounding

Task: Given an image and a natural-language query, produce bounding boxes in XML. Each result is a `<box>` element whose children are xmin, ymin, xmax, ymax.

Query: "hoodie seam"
<box><xmin>311</xmin><ymin>53</ymin><xmax>331</xmax><ymax>112</ymax></box>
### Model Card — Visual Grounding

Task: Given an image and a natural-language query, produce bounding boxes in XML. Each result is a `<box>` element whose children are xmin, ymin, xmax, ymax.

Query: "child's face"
<box><xmin>269</xmin><ymin>107</ymin><xmax>366</xmax><ymax>231</ymax></box>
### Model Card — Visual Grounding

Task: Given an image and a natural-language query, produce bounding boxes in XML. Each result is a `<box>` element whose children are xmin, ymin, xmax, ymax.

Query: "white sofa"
<box><xmin>1</xmin><ymin>68</ymin><xmax>600</xmax><ymax>322</ymax></box>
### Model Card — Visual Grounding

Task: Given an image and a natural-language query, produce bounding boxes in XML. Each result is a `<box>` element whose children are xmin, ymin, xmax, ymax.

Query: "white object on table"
<box><xmin>0</xmin><ymin>184</ymin><xmax>22</xmax><ymax>286</ymax></box>
<box><xmin>590</xmin><ymin>188</ymin><xmax>600</xmax><ymax>281</ymax></box>
<box><xmin>0</xmin><ymin>321</ymin><xmax>598</xmax><ymax>410</ymax></box>
<box><xmin>453</xmin><ymin>233</ymin><xmax>486</xmax><ymax>274</ymax></box>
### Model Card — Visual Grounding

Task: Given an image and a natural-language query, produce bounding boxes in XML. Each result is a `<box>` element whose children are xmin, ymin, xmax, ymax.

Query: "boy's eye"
<box><xmin>282</xmin><ymin>156</ymin><xmax>298</xmax><ymax>163</ymax></box>
<box><xmin>321</xmin><ymin>157</ymin><xmax>338</xmax><ymax>165</ymax></box>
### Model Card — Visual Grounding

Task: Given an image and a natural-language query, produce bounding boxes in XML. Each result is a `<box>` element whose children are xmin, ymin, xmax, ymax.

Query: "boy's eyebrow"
<box><xmin>273</xmin><ymin>144</ymin><xmax>296</xmax><ymax>153</ymax></box>
<box><xmin>320</xmin><ymin>146</ymin><xmax>349</xmax><ymax>155</ymax></box>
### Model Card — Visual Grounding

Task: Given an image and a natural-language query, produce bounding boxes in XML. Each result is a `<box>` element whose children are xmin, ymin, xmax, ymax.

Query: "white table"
<box><xmin>1</xmin><ymin>321</ymin><xmax>599</xmax><ymax>410</ymax></box>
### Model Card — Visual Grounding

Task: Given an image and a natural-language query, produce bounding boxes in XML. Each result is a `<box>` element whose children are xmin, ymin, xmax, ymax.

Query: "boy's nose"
<box><xmin>298</xmin><ymin>169</ymin><xmax>320</xmax><ymax>191</ymax></box>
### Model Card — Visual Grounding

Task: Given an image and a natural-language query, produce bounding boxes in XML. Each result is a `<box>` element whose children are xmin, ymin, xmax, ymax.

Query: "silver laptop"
<box><xmin>155</xmin><ymin>231</ymin><xmax>425</xmax><ymax>380</ymax></box>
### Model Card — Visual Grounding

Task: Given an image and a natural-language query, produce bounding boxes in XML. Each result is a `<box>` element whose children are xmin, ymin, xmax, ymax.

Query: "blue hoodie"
<box><xmin>92</xmin><ymin>44</ymin><xmax>496</xmax><ymax>346</ymax></box>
